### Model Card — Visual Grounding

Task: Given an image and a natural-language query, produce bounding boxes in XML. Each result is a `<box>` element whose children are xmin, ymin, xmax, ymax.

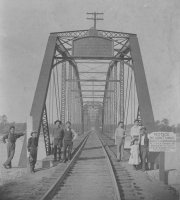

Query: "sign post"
<box><xmin>159</xmin><ymin>152</ymin><xmax>165</xmax><ymax>182</ymax></box>
<box><xmin>149</xmin><ymin>132</ymin><xmax>176</xmax><ymax>183</ymax></box>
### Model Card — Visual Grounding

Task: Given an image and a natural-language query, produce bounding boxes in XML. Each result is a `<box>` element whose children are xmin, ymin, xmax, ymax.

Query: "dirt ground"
<box><xmin>0</xmin><ymin>134</ymin><xmax>86</xmax><ymax>200</ymax></box>
<box><xmin>0</xmin><ymin>160</ymin><xmax>64</xmax><ymax>200</ymax></box>
<box><xmin>0</xmin><ymin>133</ymin><xmax>179</xmax><ymax>200</ymax></box>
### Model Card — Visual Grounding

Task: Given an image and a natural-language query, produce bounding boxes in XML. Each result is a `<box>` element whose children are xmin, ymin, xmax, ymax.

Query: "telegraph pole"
<box><xmin>87</xmin><ymin>12</ymin><xmax>104</xmax><ymax>29</ymax></box>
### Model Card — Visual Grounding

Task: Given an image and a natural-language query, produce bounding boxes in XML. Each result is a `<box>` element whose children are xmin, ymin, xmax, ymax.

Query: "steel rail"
<box><xmin>40</xmin><ymin>131</ymin><xmax>122</xmax><ymax>200</ymax></box>
<box><xmin>96</xmin><ymin>132</ymin><xmax>121</xmax><ymax>200</ymax></box>
<box><xmin>40</xmin><ymin>133</ymin><xmax>90</xmax><ymax>200</ymax></box>
<box><xmin>97</xmin><ymin>133</ymin><xmax>121</xmax><ymax>200</ymax></box>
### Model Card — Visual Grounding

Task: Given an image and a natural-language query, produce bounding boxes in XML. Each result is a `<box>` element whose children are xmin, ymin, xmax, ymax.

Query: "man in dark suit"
<box><xmin>52</xmin><ymin>120</ymin><xmax>64</xmax><ymax>161</ymax></box>
<box><xmin>140</xmin><ymin>126</ymin><xmax>149</xmax><ymax>171</ymax></box>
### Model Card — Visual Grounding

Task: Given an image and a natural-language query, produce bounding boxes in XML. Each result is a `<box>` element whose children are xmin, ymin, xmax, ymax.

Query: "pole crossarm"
<box><xmin>86</xmin><ymin>12</ymin><xmax>104</xmax><ymax>29</ymax></box>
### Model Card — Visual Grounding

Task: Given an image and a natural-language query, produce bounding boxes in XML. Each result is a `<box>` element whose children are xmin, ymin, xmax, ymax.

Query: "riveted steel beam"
<box><xmin>129</xmin><ymin>36</ymin><xmax>155</xmax><ymax>132</ymax></box>
<box><xmin>31</xmin><ymin>34</ymin><xmax>57</xmax><ymax>133</ymax></box>
<box><xmin>54</xmin><ymin>56</ymin><xmax>131</xmax><ymax>61</ymax></box>
<box><xmin>71</xmin><ymin>90</ymin><xmax>114</xmax><ymax>92</ymax></box>
<box><xmin>66</xmin><ymin>79</ymin><xmax>120</xmax><ymax>82</ymax></box>
<box><xmin>60</xmin><ymin>62</ymin><xmax>66</xmax><ymax>124</ymax></box>
<box><xmin>120</xmin><ymin>61</ymin><xmax>124</xmax><ymax>122</ymax></box>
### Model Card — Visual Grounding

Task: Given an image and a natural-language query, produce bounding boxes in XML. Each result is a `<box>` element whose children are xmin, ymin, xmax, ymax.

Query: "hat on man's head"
<box><xmin>54</xmin><ymin>120</ymin><xmax>62</xmax><ymax>125</ymax></box>
<box><xmin>134</xmin><ymin>119</ymin><xmax>139</xmax><ymax>123</ymax></box>
<box><xmin>9</xmin><ymin>125</ymin><xmax>15</xmax><ymax>130</ymax></box>
<box><xmin>31</xmin><ymin>131</ymin><xmax>37</xmax><ymax>136</ymax></box>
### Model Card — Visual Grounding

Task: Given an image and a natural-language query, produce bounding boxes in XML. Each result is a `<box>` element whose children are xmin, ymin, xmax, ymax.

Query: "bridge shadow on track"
<box><xmin>78</xmin><ymin>156</ymin><xmax>105</xmax><ymax>161</ymax></box>
<box><xmin>83</xmin><ymin>146</ymin><xmax>102</xmax><ymax>151</ymax></box>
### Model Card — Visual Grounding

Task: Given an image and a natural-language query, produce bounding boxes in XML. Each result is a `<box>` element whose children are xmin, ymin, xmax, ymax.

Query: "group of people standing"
<box><xmin>2</xmin><ymin>121</ymin><xmax>77</xmax><ymax>174</ymax></box>
<box><xmin>114</xmin><ymin>119</ymin><xmax>149</xmax><ymax>171</ymax></box>
<box><xmin>28</xmin><ymin>120</ymin><xmax>77</xmax><ymax>173</ymax></box>
<box><xmin>51</xmin><ymin>120</ymin><xmax>77</xmax><ymax>163</ymax></box>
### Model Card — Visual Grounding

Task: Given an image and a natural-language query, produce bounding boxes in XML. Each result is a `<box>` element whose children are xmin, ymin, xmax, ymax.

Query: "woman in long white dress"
<box><xmin>128</xmin><ymin>138</ymin><xmax>141</xmax><ymax>170</ymax></box>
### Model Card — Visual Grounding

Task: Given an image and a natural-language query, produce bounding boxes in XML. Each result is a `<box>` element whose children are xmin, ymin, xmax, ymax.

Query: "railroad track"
<box><xmin>99</xmin><ymin>134</ymin><xmax>142</xmax><ymax>200</ymax></box>
<box><xmin>40</xmin><ymin>130</ymin><xmax>121</xmax><ymax>200</ymax></box>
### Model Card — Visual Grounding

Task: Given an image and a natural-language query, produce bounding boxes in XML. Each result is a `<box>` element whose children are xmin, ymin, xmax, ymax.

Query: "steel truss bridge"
<box><xmin>19</xmin><ymin>26</ymin><xmax>159</xmax><ymax>167</ymax></box>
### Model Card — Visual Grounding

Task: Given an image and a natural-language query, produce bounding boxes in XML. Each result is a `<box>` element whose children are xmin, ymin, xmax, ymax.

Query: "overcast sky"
<box><xmin>0</xmin><ymin>0</ymin><xmax>180</xmax><ymax>124</ymax></box>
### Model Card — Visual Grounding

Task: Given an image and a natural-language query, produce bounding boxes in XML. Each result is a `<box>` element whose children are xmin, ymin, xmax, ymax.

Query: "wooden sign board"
<box><xmin>149</xmin><ymin>132</ymin><xmax>176</xmax><ymax>152</ymax></box>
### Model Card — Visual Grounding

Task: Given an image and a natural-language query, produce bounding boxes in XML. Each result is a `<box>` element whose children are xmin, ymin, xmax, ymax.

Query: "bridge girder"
<box><xmin>29</xmin><ymin>29</ymin><xmax>155</xmax><ymax>163</ymax></box>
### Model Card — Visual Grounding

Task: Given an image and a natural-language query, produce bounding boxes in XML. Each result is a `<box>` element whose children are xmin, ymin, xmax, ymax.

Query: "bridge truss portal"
<box><xmin>26</xmin><ymin>27</ymin><xmax>158</xmax><ymax>166</ymax></box>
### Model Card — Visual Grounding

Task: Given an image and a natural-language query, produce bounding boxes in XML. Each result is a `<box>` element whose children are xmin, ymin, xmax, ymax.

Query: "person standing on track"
<box><xmin>28</xmin><ymin>131</ymin><xmax>38</xmax><ymax>173</ymax></box>
<box><xmin>114</xmin><ymin>121</ymin><xmax>126</xmax><ymax>162</ymax></box>
<box><xmin>52</xmin><ymin>120</ymin><xmax>64</xmax><ymax>161</ymax></box>
<box><xmin>2</xmin><ymin>126</ymin><xmax>24</xmax><ymax>169</ymax></box>
<box><xmin>63</xmin><ymin>121</ymin><xmax>77</xmax><ymax>163</ymax></box>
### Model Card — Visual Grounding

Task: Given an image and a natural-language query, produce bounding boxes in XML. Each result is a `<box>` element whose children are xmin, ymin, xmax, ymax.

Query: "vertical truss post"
<box><xmin>68</xmin><ymin>63</ymin><xmax>72</xmax><ymax>121</ymax></box>
<box><xmin>60</xmin><ymin>62</ymin><xmax>66</xmax><ymax>124</ymax></box>
<box><xmin>101</xmin><ymin>103</ymin><xmax>104</xmax><ymax>133</ymax></box>
<box><xmin>102</xmin><ymin>101</ymin><xmax>105</xmax><ymax>133</ymax></box>
<box><xmin>41</xmin><ymin>105</ymin><xmax>51</xmax><ymax>155</ymax></box>
<box><xmin>104</xmin><ymin>101</ymin><xmax>106</xmax><ymax>132</ymax></box>
<box><xmin>80</xmin><ymin>100</ymin><xmax>84</xmax><ymax>134</ymax></box>
<box><xmin>110</xmin><ymin>73</ymin><xmax>113</xmax><ymax>133</ymax></box>
<box><xmin>108</xmin><ymin>85</ymin><xmax>110</xmax><ymax>133</ymax></box>
<box><xmin>111</xmin><ymin>72</ymin><xmax>114</xmax><ymax>134</ymax></box>
<box><xmin>112</xmin><ymin>71</ymin><xmax>115</xmax><ymax>132</ymax></box>
<box><xmin>74</xmin><ymin>79</ymin><xmax>78</xmax><ymax>130</ymax></box>
<box><xmin>120</xmin><ymin>60</ymin><xmax>124</xmax><ymax>123</ymax></box>
<box><xmin>72</xmin><ymin>69</ymin><xmax>76</xmax><ymax>129</ymax></box>
<box><xmin>114</xmin><ymin>63</ymin><xmax>117</xmax><ymax>129</ymax></box>
<box><xmin>109</xmin><ymin>77</ymin><xmax>111</xmax><ymax>133</ymax></box>
<box><xmin>105</xmin><ymin>99</ymin><xmax>109</xmax><ymax>132</ymax></box>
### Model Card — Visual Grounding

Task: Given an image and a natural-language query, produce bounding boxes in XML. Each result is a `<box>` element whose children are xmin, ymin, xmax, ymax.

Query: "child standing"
<box><xmin>128</xmin><ymin>138</ymin><xmax>141</xmax><ymax>170</ymax></box>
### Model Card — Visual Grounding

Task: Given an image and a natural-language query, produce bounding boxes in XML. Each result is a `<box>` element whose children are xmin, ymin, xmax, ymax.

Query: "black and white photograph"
<box><xmin>0</xmin><ymin>0</ymin><xmax>180</xmax><ymax>199</ymax></box>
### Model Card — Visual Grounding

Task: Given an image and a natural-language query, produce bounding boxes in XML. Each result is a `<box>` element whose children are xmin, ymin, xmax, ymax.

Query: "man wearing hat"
<box><xmin>2</xmin><ymin>126</ymin><xmax>25</xmax><ymax>169</ymax></box>
<box><xmin>28</xmin><ymin>131</ymin><xmax>38</xmax><ymax>173</ymax></box>
<box><xmin>139</xmin><ymin>126</ymin><xmax>149</xmax><ymax>171</ymax></box>
<box><xmin>114</xmin><ymin>121</ymin><xmax>126</xmax><ymax>162</ymax></box>
<box><xmin>63</xmin><ymin>121</ymin><xmax>77</xmax><ymax>163</ymax></box>
<box><xmin>52</xmin><ymin>120</ymin><xmax>64</xmax><ymax>161</ymax></box>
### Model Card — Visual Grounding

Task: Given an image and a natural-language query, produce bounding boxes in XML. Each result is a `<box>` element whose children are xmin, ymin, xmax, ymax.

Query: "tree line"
<box><xmin>0</xmin><ymin>115</ymin><xmax>180</xmax><ymax>134</ymax></box>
